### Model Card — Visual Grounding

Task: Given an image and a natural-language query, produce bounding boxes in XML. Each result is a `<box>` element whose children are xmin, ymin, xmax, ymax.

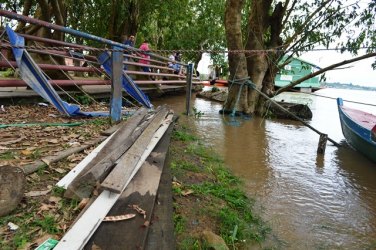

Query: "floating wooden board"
<box><xmin>100</xmin><ymin>107</ymin><xmax>169</xmax><ymax>193</ymax></box>
<box><xmin>53</xmin><ymin>113</ymin><xmax>173</xmax><ymax>250</ymax></box>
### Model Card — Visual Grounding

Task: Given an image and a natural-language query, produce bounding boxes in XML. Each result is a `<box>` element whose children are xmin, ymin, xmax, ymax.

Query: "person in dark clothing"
<box><xmin>123</xmin><ymin>35</ymin><xmax>135</xmax><ymax>48</ymax></box>
<box><xmin>122</xmin><ymin>35</ymin><xmax>135</xmax><ymax>70</ymax></box>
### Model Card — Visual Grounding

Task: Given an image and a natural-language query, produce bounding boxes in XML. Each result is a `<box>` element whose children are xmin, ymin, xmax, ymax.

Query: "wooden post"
<box><xmin>110</xmin><ymin>46</ymin><xmax>123</xmax><ymax>122</ymax></box>
<box><xmin>317</xmin><ymin>133</ymin><xmax>328</xmax><ymax>154</ymax></box>
<box><xmin>185</xmin><ymin>63</ymin><xmax>193</xmax><ymax>116</ymax></box>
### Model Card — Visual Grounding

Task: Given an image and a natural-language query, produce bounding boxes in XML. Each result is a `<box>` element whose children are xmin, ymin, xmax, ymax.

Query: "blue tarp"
<box><xmin>98</xmin><ymin>52</ymin><xmax>152</xmax><ymax>109</ymax></box>
<box><xmin>6</xmin><ymin>26</ymin><xmax>108</xmax><ymax>117</ymax></box>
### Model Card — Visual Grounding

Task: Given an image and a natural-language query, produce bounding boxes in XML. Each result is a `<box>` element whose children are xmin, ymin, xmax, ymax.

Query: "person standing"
<box><xmin>124</xmin><ymin>35</ymin><xmax>135</xmax><ymax>48</ymax></box>
<box><xmin>139</xmin><ymin>40</ymin><xmax>150</xmax><ymax>73</ymax></box>
<box><xmin>122</xmin><ymin>35</ymin><xmax>135</xmax><ymax>70</ymax></box>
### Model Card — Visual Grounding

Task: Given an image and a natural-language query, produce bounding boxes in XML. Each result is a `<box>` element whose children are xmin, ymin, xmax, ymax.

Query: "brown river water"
<box><xmin>153</xmin><ymin>88</ymin><xmax>376</xmax><ymax>249</ymax></box>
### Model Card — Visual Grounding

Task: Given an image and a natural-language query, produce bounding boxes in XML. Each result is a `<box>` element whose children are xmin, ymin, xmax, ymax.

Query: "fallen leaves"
<box><xmin>0</xmin><ymin>136</ymin><xmax>25</xmax><ymax>146</ymax></box>
<box><xmin>103</xmin><ymin>213</ymin><xmax>136</xmax><ymax>222</ymax></box>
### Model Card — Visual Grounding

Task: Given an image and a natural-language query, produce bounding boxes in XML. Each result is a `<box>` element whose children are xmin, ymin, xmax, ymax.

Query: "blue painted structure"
<box><xmin>6</xmin><ymin>26</ymin><xmax>108</xmax><ymax>117</ymax></box>
<box><xmin>98</xmin><ymin>52</ymin><xmax>152</xmax><ymax>109</ymax></box>
<box><xmin>0</xmin><ymin>9</ymin><xmax>186</xmax><ymax>67</ymax></box>
<box><xmin>110</xmin><ymin>46</ymin><xmax>124</xmax><ymax>122</ymax></box>
<box><xmin>337</xmin><ymin>98</ymin><xmax>376</xmax><ymax>163</ymax></box>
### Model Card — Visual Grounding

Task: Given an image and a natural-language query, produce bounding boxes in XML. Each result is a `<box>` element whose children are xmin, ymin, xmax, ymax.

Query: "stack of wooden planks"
<box><xmin>54</xmin><ymin>106</ymin><xmax>175</xmax><ymax>250</ymax></box>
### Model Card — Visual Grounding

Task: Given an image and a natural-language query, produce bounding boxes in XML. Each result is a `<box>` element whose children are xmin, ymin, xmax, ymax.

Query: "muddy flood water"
<box><xmin>154</xmin><ymin>88</ymin><xmax>376</xmax><ymax>249</ymax></box>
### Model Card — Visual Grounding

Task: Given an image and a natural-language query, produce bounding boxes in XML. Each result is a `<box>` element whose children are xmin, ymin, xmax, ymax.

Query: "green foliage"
<box><xmin>172</xmin><ymin>130</ymin><xmax>197</xmax><ymax>142</ymax></box>
<box><xmin>173</xmin><ymin>214</ymin><xmax>186</xmax><ymax>234</ymax></box>
<box><xmin>33</xmin><ymin>216</ymin><xmax>60</xmax><ymax>234</ymax></box>
<box><xmin>0</xmin><ymin>69</ymin><xmax>15</xmax><ymax>77</ymax></box>
<box><xmin>211</xmin><ymin>86</ymin><xmax>220</xmax><ymax>92</ymax></box>
<box><xmin>0</xmin><ymin>151</ymin><xmax>16</xmax><ymax>160</ymax></box>
<box><xmin>31</xmin><ymin>149</ymin><xmax>42</xmax><ymax>160</ymax></box>
<box><xmin>171</xmin><ymin>124</ymin><xmax>270</xmax><ymax>247</ymax></box>
<box><xmin>73</xmin><ymin>94</ymin><xmax>93</xmax><ymax>105</ymax></box>
<box><xmin>52</xmin><ymin>186</ymin><xmax>66</xmax><ymax>197</ymax></box>
<box><xmin>192</xmin><ymin>107</ymin><xmax>204</xmax><ymax>119</ymax></box>
<box><xmin>90</xmin><ymin>118</ymin><xmax>109</xmax><ymax>126</ymax></box>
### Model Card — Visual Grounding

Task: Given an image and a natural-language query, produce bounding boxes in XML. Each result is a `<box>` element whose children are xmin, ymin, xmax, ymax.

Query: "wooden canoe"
<box><xmin>337</xmin><ymin>98</ymin><xmax>376</xmax><ymax>163</ymax></box>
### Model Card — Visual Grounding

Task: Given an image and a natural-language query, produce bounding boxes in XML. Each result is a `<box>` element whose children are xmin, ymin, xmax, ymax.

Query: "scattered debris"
<box><xmin>35</xmin><ymin>238</ymin><xmax>59</xmax><ymax>250</ymax></box>
<box><xmin>7</xmin><ymin>222</ymin><xmax>19</xmax><ymax>231</ymax></box>
<box><xmin>181</xmin><ymin>189</ymin><xmax>194</xmax><ymax>196</ymax></box>
<box><xmin>25</xmin><ymin>189</ymin><xmax>51</xmax><ymax>197</ymax></box>
<box><xmin>103</xmin><ymin>213</ymin><xmax>136</xmax><ymax>222</ymax></box>
<box><xmin>129</xmin><ymin>204</ymin><xmax>147</xmax><ymax>219</ymax></box>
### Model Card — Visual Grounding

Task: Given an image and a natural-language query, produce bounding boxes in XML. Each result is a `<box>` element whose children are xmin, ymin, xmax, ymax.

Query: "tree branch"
<box><xmin>15</xmin><ymin>0</ymin><xmax>33</xmax><ymax>32</ymax></box>
<box><xmin>275</xmin><ymin>52</ymin><xmax>376</xmax><ymax>95</ymax></box>
<box><xmin>284</xmin><ymin>0</ymin><xmax>332</xmax><ymax>47</ymax></box>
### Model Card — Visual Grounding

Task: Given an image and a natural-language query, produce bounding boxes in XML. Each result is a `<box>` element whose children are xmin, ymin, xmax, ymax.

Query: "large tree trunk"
<box><xmin>120</xmin><ymin>0</ymin><xmax>140</xmax><ymax>39</ymax></box>
<box><xmin>223</xmin><ymin>0</ymin><xmax>249</xmax><ymax>114</ymax></box>
<box><xmin>243</xmin><ymin>0</ymin><xmax>272</xmax><ymax>114</ymax></box>
<box><xmin>225</xmin><ymin>0</ymin><xmax>287</xmax><ymax>115</ymax></box>
<box><xmin>14</xmin><ymin>1</ymin><xmax>68</xmax><ymax>80</ymax></box>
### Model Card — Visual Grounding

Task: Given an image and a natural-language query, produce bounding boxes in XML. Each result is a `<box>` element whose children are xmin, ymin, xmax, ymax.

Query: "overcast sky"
<box><xmin>300</xmin><ymin>50</ymin><xmax>376</xmax><ymax>87</ymax></box>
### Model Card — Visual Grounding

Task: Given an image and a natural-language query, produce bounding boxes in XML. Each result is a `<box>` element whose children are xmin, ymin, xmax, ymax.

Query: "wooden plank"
<box><xmin>79</xmin><ymin>108</ymin><xmax>148</xmax><ymax>177</ymax></box>
<box><xmin>100</xmin><ymin>120</ymin><xmax>127</xmax><ymax>136</ymax></box>
<box><xmin>85</xmin><ymin>125</ymin><xmax>173</xmax><ymax>249</ymax></box>
<box><xmin>145</xmin><ymin>145</ymin><xmax>176</xmax><ymax>250</ymax></box>
<box><xmin>56</xmin><ymin>133</ymin><xmax>115</xmax><ymax>189</ymax></box>
<box><xmin>53</xmin><ymin>113</ymin><xmax>173</xmax><ymax>250</ymax></box>
<box><xmin>64</xmin><ymin>108</ymin><xmax>148</xmax><ymax>199</ymax></box>
<box><xmin>65</xmin><ymin>111</ymin><xmax>155</xmax><ymax>199</ymax></box>
<box><xmin>100</xmin><ymin>107</ymin><xmax>169</xmax><ymax>193</ymax></box>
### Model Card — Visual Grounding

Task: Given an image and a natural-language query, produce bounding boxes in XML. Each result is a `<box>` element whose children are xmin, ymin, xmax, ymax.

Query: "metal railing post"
<box><xmin>110</xmin><ymin>46</ymin><xmax>123</xmax><ymax>122</ymax></box>
<box><xmin>185</xmin><ymin>63</ymin><xmax>193</xmax><ymax>116</ymax></box>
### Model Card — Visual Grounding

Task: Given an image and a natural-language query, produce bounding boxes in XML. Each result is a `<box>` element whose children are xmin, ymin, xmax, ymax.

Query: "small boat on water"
<box><xmin>337</xmin><ymin>98</ymin><xmax>376</xmax><ymax>163</ymax></box>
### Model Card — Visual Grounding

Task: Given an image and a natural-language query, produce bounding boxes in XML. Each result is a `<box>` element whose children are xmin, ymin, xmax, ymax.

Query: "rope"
<box><xmin>46</xmin><ymin>51</ymin><xmax>99</xmax><ymax>105</ymax></box>
<box><xmin>245</xmin><ymin>79</ymin><xmax>341</xmax><ymax>147</ymax></box>
<box><xmin>291</xmin><ymin>89</ymin><xmax>376</xmax><ymax>107</ymax></box>
<box><xmin>2</xmin><ymin>44</ymin><xmax>376</xmax><ymax>54</ymax></box>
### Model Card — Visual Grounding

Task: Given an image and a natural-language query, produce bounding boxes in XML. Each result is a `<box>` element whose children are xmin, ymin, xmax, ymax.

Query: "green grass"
<box><xmin>90</xmin><ymin>118</ymin><xmax>110</xmax><ymax>127</ymax></box>
<box><xmin>33</xmin><ymin>215</ymin><xmax>60</xmax><ymax>234</ymax></box>
<box><xmin>173</xmin><ymin>214</ymin><xmax>186</xmax><ymax>234</ymax></box>
<box><xmin>170</xmin><ymin>124</ymin><xmax>270</xmax><ymax>248</ymax></box>
<box><xmin>0</xmin><ymin>151</ymin><xmax>16</xmax><ymax>160</ymax></box>
<box><xmin>172</xmin><ymin>130</ymin><xmax>198</xmax><ymax>142</ymax></box>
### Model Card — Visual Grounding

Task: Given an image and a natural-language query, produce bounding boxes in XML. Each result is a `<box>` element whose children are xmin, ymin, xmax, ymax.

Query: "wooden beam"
<box><xmin>101</xmin><ymin>107</ymin><xmax>169</xmax><ymax>193</ymax></box>
<box><xmin>66</xmin><ymin>111</ymin><xmax>155</xmax><ymax>199</ymax></box>
<box><xmin>64</xmin><ymin>108</ymin><xmax>149</xmax><ymax>199</ymax></box>
<box><xmin>53</xmin><ymin>112</ymin><xmax>173</xmax><ymax>250</ymax></box>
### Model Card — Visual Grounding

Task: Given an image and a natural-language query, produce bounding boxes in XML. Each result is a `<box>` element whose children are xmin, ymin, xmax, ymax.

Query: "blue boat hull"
<box><xmin>337</xmin><ymin>98</ymin><xmax>376</xmax><ymax>163</ymax></box>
